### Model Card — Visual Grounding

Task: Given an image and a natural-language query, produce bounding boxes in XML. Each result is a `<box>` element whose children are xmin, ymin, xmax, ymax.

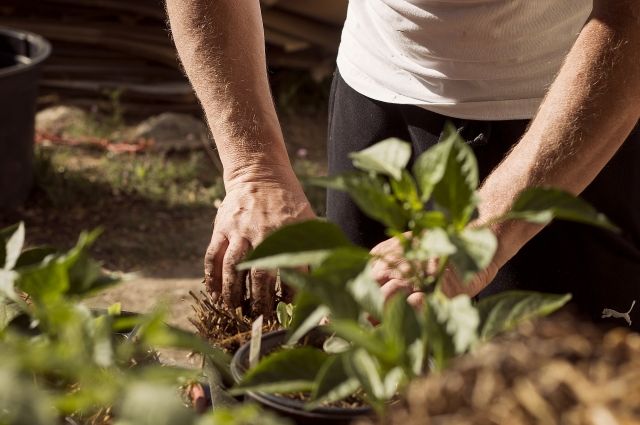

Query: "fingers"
<box><xmin>380</xmin><ymin>279</ymin><xmax>413</xmax><ymax>301</ymax></box>
<box><xmin>407</xmin><ymin>292</ymin><xmax>425</xmax><ymax>309</ymax></box>
<box><xmin>371</xmin><ymin>257</ymin><xmax>411</xmax><ymax>284</ymax></box>
<box><xmin>221</xmin><ymin>238</ymin><xmax>251</xmax><ymax>309</ymax></box>
<box><xmin>250</xmin><ymin>268</ymin><xmax>276</xmax><ymax>318</ymax></box>
<box><xmin>204</xmin><ymin>233</ymin><xmax>228</xmax><ymax>298</ymax></box>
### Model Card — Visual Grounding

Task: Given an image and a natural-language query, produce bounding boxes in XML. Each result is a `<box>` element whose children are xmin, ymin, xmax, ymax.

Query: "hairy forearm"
<box><xmin>166</xmin><ymin>0</ymin><xmax>291</xmax><ymax>182</ymax></box>
<box><xmin>479</xmin><ymin>1</ymin><xmax>640</xmax><ymax>268</ymax></box>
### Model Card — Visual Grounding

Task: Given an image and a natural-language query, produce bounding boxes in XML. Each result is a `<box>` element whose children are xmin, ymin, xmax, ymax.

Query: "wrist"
<box><xmin>223</xmin><ymin>162</ymin><xmax>303</xmax><ymax>196</ymax></box>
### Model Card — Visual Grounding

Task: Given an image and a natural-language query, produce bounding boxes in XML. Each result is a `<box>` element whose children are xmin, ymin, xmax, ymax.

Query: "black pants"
<box><xmin>327</xmin><ymin>70</ymin><xmax>640</xmax><ymax>329</ymax></box>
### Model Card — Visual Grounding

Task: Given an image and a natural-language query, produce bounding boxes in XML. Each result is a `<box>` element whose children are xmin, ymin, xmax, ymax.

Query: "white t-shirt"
<box><xmin>336</xmin><ymin>0</ymin><xmax>592</xmax><ymax>120</ymax></box>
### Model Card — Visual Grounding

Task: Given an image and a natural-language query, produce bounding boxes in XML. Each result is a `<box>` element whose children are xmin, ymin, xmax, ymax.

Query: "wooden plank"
<box><xmin>262</xmin><ymin>9</ymin><xmax>341</xmax><ymax>52</ymax></box>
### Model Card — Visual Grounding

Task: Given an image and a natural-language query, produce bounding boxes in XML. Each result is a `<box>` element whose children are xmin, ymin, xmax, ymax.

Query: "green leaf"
<box><xmin>315</xmin><ymin>174</ymin><xmax>408</xmax><ymax>231</ymax></box>
<box><xmin>16</xmin><ymin>257</ymin><xmax>69</xmax><ymax>303</ymax></box>
<box><xmin>507</xmin><ymin>187</ymin><xmax>618</xmax><ymax>231</ymax></box>
<box><xmin>477</xmin><ymin>291</ymin><xmax>571</xmax><ymax>341</ymax></box>
<box><xmin>239</xmin><ymin>220</ymin><xmax>353</xmax><ymax>270</ymax></box>
<box><xmin>345</xmin><ymin>349</ymin><xmax>385</xmax><ymax>401</ymax></box>
<box><xmin>413</xmin><ymin>140</ymin><xmax>449</xmax><ymax>203</ymax></box>
<box><xmin>413</xmin><ymin>211</ymin><xmax>448</xmax><ymax>231</ymax></box>
<box><xmin>0</xmin><ymin>269</ymin><xmax>20</xmax><ymax>303</ymax></box>
<box><xmin>14</xmin><ymin>247</ymin><xmax>56</xmax><ymax>270</ymax></box>
<box><xmin>233</xmin><ymin>347</ymin><xmax>329</xmax><ymax>395</ymax></box>
<box><xmin>390</xmin><ymin>170</ymin><xmax>422</xmax><ymax>212</ymax></box>
<box><xmin>138</xmin><ymin>309</ymin><xmax>232</xmax><ymax>383</ymax></box>
<box><xmin>429</xmin><ymin>294</ymin><xmax>479</xmax><ymax>355</ymax></box>
<box><xmin>323</xmin><ymin>335</ymin><xmax>351</xmax><ymax>354</ymax></box>
<box><xmin>346</xmin><ymin>265</ymin><xmax>384</xmax><ymax>321</ymax></box>
<box><xmin>349</xmin><ymin>138</ymin><xmax>412</xmax><ymax>180</ymax></box>
<box><xmin>3</xmin><ymin>222</ymin><xmax>25</xmax><ymax>270</ymax></box>
<box><xmin>329</xmin><ymin>320</ymin><xmax>391</xmax><ymax>363</ymax></box>
<box><xmin>431</xmin><ymin>123</ymin><xmax>479</xmax><ymax>226</ymax></box>
<box><xmin>276</xmin><ymin>302</ymin><xmax>294</xmax><ymax>328</ymax></box>
<box><xmin>382</xmin><ymin>294</ymin><xmax>421</xmax><ymax>365</ymax></box>
<box><xmin>311</xmin><ymin>247</ymin><xmax>370</xmax><ymax>284</ymax></box>
<box><xmin>408</xmin><ymin>228</ymin><xmax>457</xmax><ymax>263</ymax></box>
<box><xmin>423</xmin><ymin>297</ymin><xmax>455</xmax><ymax>371</ymax></box>
<box><xmin>449</xmin><ymin>227</ymin><xmax>497</xmax><ymax>283</ymax></box>
<box><xmin>280</xmin><ymin>269</ymin><xmax>359</xmax><ymax>322</ymax></box>
<box><xmin>382</xmin><ymin>367</ymin><xmax>406</xmax><ymax>399</ymax></box>
<box><xmin>309</xmin><ymin>354</ymin><xmax>359</xmax><ymax>409</ymax></box>
<box><xmin>0</xmin><ymin>299</ymin><xmax>22</xmax><ymax>331</ymax></box>
<box><xmin>286</xmin><ymin>292</ymin><xmax>328</xmax><ymax>345</ymax></box>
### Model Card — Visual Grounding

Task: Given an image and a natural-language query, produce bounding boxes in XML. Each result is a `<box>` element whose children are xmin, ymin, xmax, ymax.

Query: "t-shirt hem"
<box><xmin>337</xmin><ymin>54</ymin><xmax>540</xmax><ymax>121</ymax></box>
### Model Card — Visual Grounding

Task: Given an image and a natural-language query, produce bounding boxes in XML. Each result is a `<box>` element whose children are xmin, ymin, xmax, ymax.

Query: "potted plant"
<box><xmin>229</xmin><ymin>123</ymin><xmax>616</xmax><ymax>422</ymax></box>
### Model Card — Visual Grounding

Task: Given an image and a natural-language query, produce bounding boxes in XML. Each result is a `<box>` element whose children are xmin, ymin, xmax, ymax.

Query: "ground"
<box><xmin>1</xmin><ymin>104</ymin><xmax>328</xmax><ymax>366</ymax></box>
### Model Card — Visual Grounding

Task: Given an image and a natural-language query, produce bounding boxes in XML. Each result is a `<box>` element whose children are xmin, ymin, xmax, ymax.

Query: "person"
<box><xmin>166</xmin><ymin>1</ymin><xmax>640</xmax><ymax>327</ymax></box>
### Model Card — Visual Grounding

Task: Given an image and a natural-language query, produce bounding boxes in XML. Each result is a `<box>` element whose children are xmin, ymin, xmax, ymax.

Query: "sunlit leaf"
<box><xmin>346</xmin><ymin>265</ymin><xmax>384</xmax><ymax>321</ymax></box>
<box><xmin>477</xmin><ymin>291</ymin><xmax>571</xmax><ymax>340</ymax></box>
<box><xmin>345</xmin><ymin>349</ymin><xmax>385</xmax><ymax>401</ymax></box>
<box><xmin>449</xmin><ymin>227</ymin><xmax>497</xmax><ymax>283</ymax></box>
<box><xmin>280</xmin><ymin>269</ymin><xmax>359</xmax><ymax>322</ymax></box>
<box><xmin>314</xmin><ymin>174</ymin><xmax>408</xmax><ymax>231</ymax></box>
<box><xmin>323</xmin><ymin>335</ymin><xmax>351</xmax><ymax>354</ymax></box>
<box><xmin>390</xmin><ymin>171</ymin><xmax>423</xmax><ymax>214</ymax></box>
<box><xmin>429</xmin><ymin>123</ymin><xmax>479</xmax><ymax>226</ymax></box>
<box><xmin>239</xmin><ymin>220</ymin><xmax>353</xmax><ymax>270</ymax></box>
<box><xmin>429</xmin><ymin>294</ymin><xmax>479</xmax><ymax>355</ymax></box>
<box><xmin>349</xmin><ymin>138</ymin><xmax>412</xmax><ymax>181</ymax></box>
<box><xmin>382</xmin><ymin>367</ymin><xmax>406</xmax><ymax>399</ymax></box>
<box><xmin>408</xmin><ymin>228</ymin><xmax>457</xmax><ymax>263</ymax></box>
<box><xmin>383</xmin><ymin>295</ymin><xmax>421</xmax><ymax>365</ymax></box>
<box><xmin>3</xmin><ymin>222</ymin><xmax>25</xmax><ymax>271</ymax></box>
<box><xmin>309</xmin><ymin>354</ymin><xmax>359</xmax><ymax>409</ymax></box>
<box><xmin>329</xmin><ymin>321</ymin><xmax>391</xmax><ymax>363</ymax></box>
<box><xmin>507</xmin><ymin>187</ymin><xmax>618</xmax><ymax>231</ymax></box>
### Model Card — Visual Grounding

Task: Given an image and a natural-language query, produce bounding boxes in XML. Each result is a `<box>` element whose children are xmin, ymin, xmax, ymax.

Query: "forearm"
<box><xmin>479</xmin><ymin>1</ymin><xmax>640</xmax><ymax>268</ymax></box>
<box><xmin>166</xmin><ymin>0</ymin><xmax>292</xmax><ymax>183</ymax></box>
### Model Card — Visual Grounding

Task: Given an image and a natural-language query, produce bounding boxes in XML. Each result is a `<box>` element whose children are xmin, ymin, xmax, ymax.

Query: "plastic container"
<box><xmin>0</xmin><ymin>27</ymin><xmax>51</xmax><ymax>207</ymax></box>
<box><xmin>231</xmin><ymin>328</ymin><xmax>373</xmax><ymax>425</ymax></box>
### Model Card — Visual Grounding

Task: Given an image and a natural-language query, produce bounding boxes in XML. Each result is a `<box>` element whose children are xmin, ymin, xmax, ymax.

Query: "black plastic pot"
<box><xmin>0</xmin><ymin>27</ymin><xmax>51</xmax><ymax>208</ymax></box>
<box><xmin>231</xmin><ymin>328</ymin><xmax>373</xmax><ymax>425</ymax></box>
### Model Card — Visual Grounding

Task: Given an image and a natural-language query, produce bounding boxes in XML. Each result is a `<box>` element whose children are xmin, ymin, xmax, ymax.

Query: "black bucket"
<box><xmin>231</xmin><ymin>328</ymin><xmax>373</xmax><ymax>425</ymax></box>
<box><xmin>0</xmin><ymin>27</ymin><xmax>51</xmax><ymax>208</ymax></box>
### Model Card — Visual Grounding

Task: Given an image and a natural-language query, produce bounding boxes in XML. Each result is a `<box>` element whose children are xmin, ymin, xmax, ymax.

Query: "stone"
<box><xmin>131</xmin><ymin>112</ymin><xmax>210</xmax><ymax>152</ymax></box>
<box><xmin>35</xmin><ymin>105</ymin><xmax>88</xmax><ymax>136</ymax></box>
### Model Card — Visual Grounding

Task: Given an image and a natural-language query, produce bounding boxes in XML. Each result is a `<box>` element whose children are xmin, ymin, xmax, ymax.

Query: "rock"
<box><xmin>35</xmin><ymin>105</ymin><xmax>88</xmax><ymax>136</ymax></box>
<box><xmin>132</xmin><ymin>113</ymin><xmax>210</xmax><ymax>152</ymax></box>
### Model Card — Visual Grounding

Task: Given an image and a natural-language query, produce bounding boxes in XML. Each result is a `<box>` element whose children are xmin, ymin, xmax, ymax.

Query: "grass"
<box><xmin>34</xmin><ymin>146</ymin><xmax>225</xmax><ymax>209</ymax></box>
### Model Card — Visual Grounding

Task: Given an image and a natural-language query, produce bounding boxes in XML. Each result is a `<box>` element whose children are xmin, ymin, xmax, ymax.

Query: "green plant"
<box><xmin>0</xmin><ymin>223</ymin><xmax>287</xmax><ymax>425</ymax></box>
<box><xmin>232</xmin><ymin>124</ymin><xmax>616</xmax><ymax>412</ymax></box>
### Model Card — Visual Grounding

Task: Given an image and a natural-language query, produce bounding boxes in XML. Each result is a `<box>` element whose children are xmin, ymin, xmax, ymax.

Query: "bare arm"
<box><xmin>458</xmin><ymin>0</ymin><xmax>640</xmax><ymax>295</ymax></box>
<box><xmin>166</xmin><ymin>0</ymin><xmax>314</xmax><ymax>315</ymax></box>
<box><xmin>373</xmin><ymin>1</ymin><xmax>640</xmax><ymax>303</ymax></box>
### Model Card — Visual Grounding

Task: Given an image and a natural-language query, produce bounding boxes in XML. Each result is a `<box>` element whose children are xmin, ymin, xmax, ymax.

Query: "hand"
<box><xmin>204</xmin><ymin>171</ymin><xmax>315</xmax><ymax>317</ymax></box>
<box><xmin>370</xmin><ymin>235</ymin><xmax>499</xmax><ymax>309</ymax></box>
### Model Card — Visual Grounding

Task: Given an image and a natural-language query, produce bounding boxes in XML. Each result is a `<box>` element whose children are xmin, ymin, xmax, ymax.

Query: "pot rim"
<box><xmin>0</xmin><ymin>26</ymin><xmax>51</xmax><ymax>78</ymax></box>
<box><xmin>231</xmin><ymin>328</ymin><xmax>373</xmax><ymax>416</ymax></box>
